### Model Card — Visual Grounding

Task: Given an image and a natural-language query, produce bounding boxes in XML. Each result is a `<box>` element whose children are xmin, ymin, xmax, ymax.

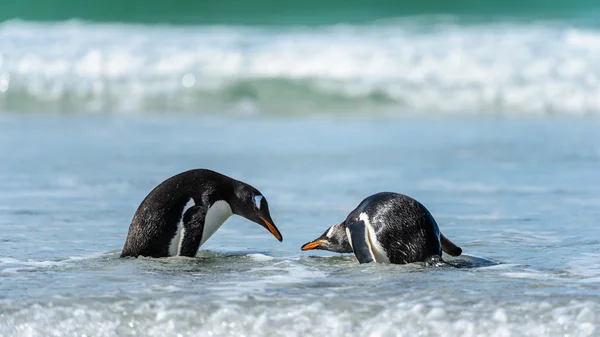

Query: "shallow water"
<box><xmin>1</xmin><ymin>114</ymin><xmax>599</xmax><ymax>336</ymax></box>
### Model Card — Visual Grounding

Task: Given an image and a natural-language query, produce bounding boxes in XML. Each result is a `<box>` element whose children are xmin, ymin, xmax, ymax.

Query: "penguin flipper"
<box><xmin>440</xmin><ymin>233</ymin><xmax>462</xmax><ymax>256</ymax></box>
<box><xmin>178</xmin><ymin>205</ymin><xmax>207</xmax><ymax>257</ymax></box>
<box><xmin>346</xmin><ymin>221</ymin><xmax>375</xmax><ymax>264</ymax></box>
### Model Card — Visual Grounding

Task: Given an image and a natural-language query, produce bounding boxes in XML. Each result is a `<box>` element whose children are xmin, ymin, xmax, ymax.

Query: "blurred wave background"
<box><xmin>1</xmin><ymin>0</ymin><xmax>600</xmax><ymax>116</ymax></box>
<box><xmin>2</xmin><ymin>4</ymin><xmax>600</xmax><ymax>336</ymax></box>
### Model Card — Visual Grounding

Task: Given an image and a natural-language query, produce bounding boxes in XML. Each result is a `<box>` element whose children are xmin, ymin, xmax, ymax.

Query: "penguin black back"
<box><xmin>121</xmin><ymin>169</ymin><xmax>282</xmax><ymax>258</ymax></box>
<box><xmin>346</xmin><ymin>192</ymin><xmax>443</xmax><ymax>264</ymax></box>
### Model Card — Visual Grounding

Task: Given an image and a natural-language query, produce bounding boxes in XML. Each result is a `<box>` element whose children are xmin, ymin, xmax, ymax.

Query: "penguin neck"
<box><xmin>224</xmin><ymin>180</ymin><xmax>247</xmax><ymax>216</ymax></box>
<box><xmin>203</xmin><ymin>179</ymin><xmax>237</xmax><ymax>213</ymax></box>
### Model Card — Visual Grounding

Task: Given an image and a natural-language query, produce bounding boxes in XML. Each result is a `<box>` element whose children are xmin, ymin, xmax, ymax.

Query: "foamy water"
<box><xmin>1</xmin><ymin>19</ymin><xmax>600</xmax><ymax>115</ymax></box>
<box><xmin>1</xmin><ymin>115</ymin><xmax>599</xmax><ymax>336</ymax></box>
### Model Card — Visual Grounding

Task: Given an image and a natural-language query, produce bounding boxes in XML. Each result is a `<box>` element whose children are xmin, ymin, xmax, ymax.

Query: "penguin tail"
<box><xmin>440</xmin><ymin>233</ymin><xmax>462</xmax><ymax>256</ymax></box>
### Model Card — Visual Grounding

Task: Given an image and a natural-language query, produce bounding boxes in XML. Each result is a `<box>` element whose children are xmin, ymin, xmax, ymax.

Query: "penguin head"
<box><xmin>231</xmin><ymin>183</ymin><xmax>283</xmax><ymax>242</ymax></box>
<box><xmin>301</xmin><ymin>222</ymin><xmax>353</xmax><ymax>253</ymax></box>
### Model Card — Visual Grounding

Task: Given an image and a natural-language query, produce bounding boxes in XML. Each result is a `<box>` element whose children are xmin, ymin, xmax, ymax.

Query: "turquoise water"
<box><xmin>1</xmin><ymin>3</ymin><xmax>600</xmax><ymax>336</ymax></box>
<box><xmin>2</xmin><ymin>0</ymin><xmax>600</xmax><ymax>24</ymax></box>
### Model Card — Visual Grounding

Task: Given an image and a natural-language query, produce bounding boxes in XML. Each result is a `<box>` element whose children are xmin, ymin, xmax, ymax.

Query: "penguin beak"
<box><xmin>301</xmin><ymin>240</ymin><xmax>327</xmax><ymax>251</ymax></box>
<box><xmin>260</xmin><ymin>216</ymin><xmax>283</xmax><ymax>242</ymax></box>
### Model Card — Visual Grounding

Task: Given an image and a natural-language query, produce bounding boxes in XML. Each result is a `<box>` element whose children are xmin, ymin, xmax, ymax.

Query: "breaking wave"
<box><xmin>1</xmin><ymin>19</ymin><xmax>600</xmax><ymax>115</ymax></box>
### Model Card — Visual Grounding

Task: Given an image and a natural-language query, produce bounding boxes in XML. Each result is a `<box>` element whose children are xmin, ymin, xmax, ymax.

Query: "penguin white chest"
<box><xmin>199</xmin><ymin>200</ymin><xmax>233</xmax><ymax>247</ymax></box>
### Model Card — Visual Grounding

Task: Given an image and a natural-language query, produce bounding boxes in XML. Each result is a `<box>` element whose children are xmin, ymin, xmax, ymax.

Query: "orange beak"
<box><xmin>301</xmin><ymin>241</ymin><xmax>326</xmax><ymax>251</ymax></box>
<box><xmin>260</xmin><ymin>216</ymin><xmax>282</xmax><ymax>242</ymax></box>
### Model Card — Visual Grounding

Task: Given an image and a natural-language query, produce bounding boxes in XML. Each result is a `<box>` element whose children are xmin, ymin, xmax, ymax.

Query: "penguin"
<box><xmin>301</xmin><ymin>192</ymin><xmax>462</xmax><ymax>265</ymax></box>
<box><xmin>120</xmin><ymin>169</ymin><xmax>283</xmax><ymax>258</ymax></box>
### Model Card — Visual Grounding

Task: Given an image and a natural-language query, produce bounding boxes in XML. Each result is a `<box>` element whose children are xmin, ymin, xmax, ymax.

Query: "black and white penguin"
<box><xmin>301</xmin><ymin>192</ymin><xmax>462</xmax><ymax>265</ymax></box>
<box><xmin>121</xmin><ymin>169</ymin><xmax>282</xmax><ymax>258</ymax></box>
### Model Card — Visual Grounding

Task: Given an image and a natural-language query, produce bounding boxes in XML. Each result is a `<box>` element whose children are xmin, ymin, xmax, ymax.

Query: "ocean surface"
<box><xmin>1</xmin><ymin>115</ymin><xmax>599</xmax><ymax>336</ymax></box>
<box><xmin>2</xmin><ymin>3</ymin><xmax>600</xmax><ymax>337</ymax></box>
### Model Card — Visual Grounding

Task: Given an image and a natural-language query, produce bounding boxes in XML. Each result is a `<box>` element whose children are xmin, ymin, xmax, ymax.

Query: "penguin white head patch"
<box><xmin>253</xmin><ymin>195</ymin><xmax>263</xmax><ymax>210</ymax></box>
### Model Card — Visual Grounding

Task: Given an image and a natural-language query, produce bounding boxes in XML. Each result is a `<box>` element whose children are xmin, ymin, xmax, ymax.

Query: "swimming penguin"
<box><xmin>301</xmin><ymin>192</ymin><xmax>462</xmax><ymax>265</ymax></box>
<box><xmin>121</xmin><ymin>169</ymin><xmax>282</xmax><ymax>258</ymax></box>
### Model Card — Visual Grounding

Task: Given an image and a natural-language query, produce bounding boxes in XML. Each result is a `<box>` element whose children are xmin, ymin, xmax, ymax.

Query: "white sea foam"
<box><xmin>567</xmin><ymin>253</ymin><xmax>600</xmax><ymax>281</ymax></box>
<box><xmin>1</xmin><ymin>20</ymin><xmax>600</xmax><ymax>115</ymax></box>
<box><xmin>0</xmin><ymin>252</ymin><xmax>110</xmax><ymax>273</ymax></box>
<box><xmin>0</xmin><ymin>297</ymin><xmax>598</xmax><ymax>337</ymax></box>
<box><xmin>502</xmin><ymin>271</ymin><xmax>559</xmax><ymax>280</ymax></box>
<box><xmin>247</xmin><ymin>253</ymin><xmax>274</xmax><ymax>261</ymax></box>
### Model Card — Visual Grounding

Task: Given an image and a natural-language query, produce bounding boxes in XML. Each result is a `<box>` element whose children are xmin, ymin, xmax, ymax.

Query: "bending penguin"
<box><xmin>301</xmin><ymin>192</ymin><xmax>462</xmax><ymax>265</ymax></box>
<box><xmin>121</xmin><ymin>169</ymin><xmax>283</xmax><ymax>258</ymax></box>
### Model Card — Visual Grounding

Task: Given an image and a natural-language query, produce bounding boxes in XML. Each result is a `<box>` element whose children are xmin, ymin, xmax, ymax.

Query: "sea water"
<box><xmin>1</xmin><ymin>7</ymin><xmax>600</xmax><ymax>337</ymax></box>
<box><xmin>1</xmin><ymin>115</ymin><xmax>599</xmax><ymax>336</ymax></box>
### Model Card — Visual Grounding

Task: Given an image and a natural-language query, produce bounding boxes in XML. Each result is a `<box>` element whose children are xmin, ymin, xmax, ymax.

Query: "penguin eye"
<box><xmin>253</xmin><ymin>195</ymin><xmax>263</xmax><ymax>211</ymax></box>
